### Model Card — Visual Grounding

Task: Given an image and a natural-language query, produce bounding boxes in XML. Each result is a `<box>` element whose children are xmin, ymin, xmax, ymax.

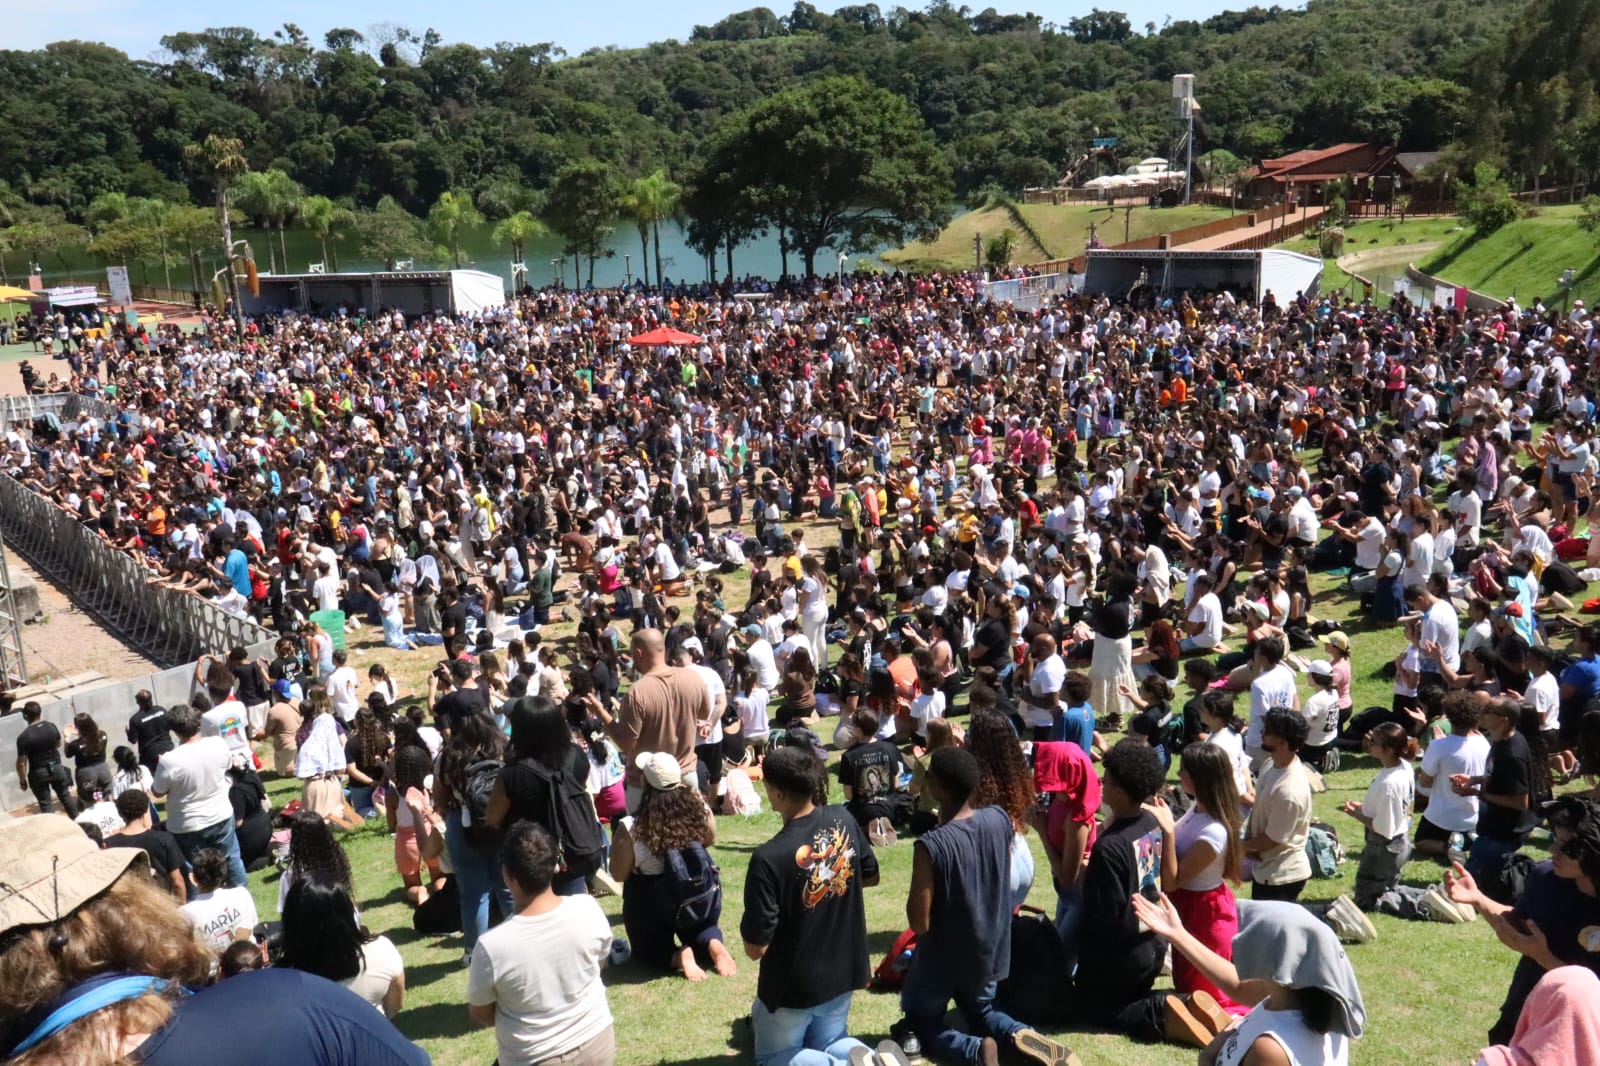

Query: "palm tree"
<box><xmin>183</xmin><ymin>134</ymin><xmax>249</xmax><ymax>330</ymax></box>
<box><xmin>621</xmin><ymin>169</ymin><xmax>682</xmax><ymax>288</ymax></box>
<box><xmin>232</xmin><ymin>168</ymin><xmax>304</xmax><ymax>272</ymax></box>
<box><xmin>492</xmin><ymin>211</ymin><xmax>549</xmax><ymax>289</ymax></box>
<box><xmin>427</xmin><ymin>189</ymin><xmax>485</xmax><ymax>268</ymax></box>
<box><xmin>300</xmin><ymin>195</ymin><xmax>356</xmax><ymax>270</ymax></box>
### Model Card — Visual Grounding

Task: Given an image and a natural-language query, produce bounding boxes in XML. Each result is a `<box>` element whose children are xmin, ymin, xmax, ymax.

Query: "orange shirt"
<box><xmin>146</xmin><ymin>505</ymin><xmax>167</xmax><ymax>537</ymax></box>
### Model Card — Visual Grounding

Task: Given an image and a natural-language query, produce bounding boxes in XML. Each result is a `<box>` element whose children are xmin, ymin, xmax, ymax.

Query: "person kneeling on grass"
<box><xmin>611</xmin><ymin>751</ymin><xmax>736</xmax><ymax>982</ymax></box>
<box><xmin>1444</xmin><ymin>795</ymin><xmax>1600</xmax><ymax>1046</ymax></box>
<box><xmin>742</xmin><ymin>746</ymin><xmax>912</xmax><ymax>1066</ymax></box>
<box><xmin>900</xmin><ymin>747</ymin><xmax>1080</xmax><ymax>1066</ymax></box>
<box><xmin>1133</xmin><ymin>894</ymin><xmax>1367</xmax><ymax>1066</ymax></box>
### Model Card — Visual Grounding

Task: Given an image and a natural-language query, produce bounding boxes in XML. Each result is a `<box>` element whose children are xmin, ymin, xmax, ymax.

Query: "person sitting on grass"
<box><xmin>900</xmin><ymin>746</ymin><xmax>1079</xmax><ymax>1066</ymax></box>
<box><xmin>611</xmin><ymin>751</ymin><xmax>737</xmax><ymax>982</ymax></box>
<box><xmin>1317</xmin><ymin>723</ymin><xmax>1423</xmax><ymax>945</ymax></box>
<box><xmin>1445</xmin><ymin>795</ymin><xmax>1600</xmax><ymax>1045</ymax></box>
<box><xmin>1133</xmin><ymin>894</ymin><xmax>1367</xmax><ymax>1065</ymax></box>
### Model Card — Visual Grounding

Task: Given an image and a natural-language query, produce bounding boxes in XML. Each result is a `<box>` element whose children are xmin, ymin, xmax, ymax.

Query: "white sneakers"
<box><xmin>1419</xmin><ymin>885</ymin><xmax>1477</xmax><ymax>923</ymax></box>
<box><xmin>1325</xmin><ymin>894</ymin><xmax>1378</xmax><ymax>943</ymax></box>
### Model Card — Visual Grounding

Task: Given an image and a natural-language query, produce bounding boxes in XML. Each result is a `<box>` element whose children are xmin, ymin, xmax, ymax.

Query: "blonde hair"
<box><xmin>0</xmin><ymin>872</ymin><xmax>216</xmax><ymax>1066</ymax></box>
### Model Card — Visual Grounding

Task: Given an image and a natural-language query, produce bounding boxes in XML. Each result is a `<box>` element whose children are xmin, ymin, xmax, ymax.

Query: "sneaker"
<box><xmin>868</xmin><ymin>816</ymin><xmax>898</xmax><ymax>848</ymax></box>
<box><xmin>1162</xmin><ymin>995</ymin><xmax>1213</xmax><ymax>1048</ymax></box>
<box><xmin>1420</xmin><ymin>886</ymin><xmax>1467</xmax><ymax>924</ymax></box>
<box><xmin>590</xmin><ymin>867</ymin><xmax>623</xmax><ymax>897</ymax></box>
<box><xmin>1325</xmin><ymin>895</ymin><xmax>1377</xmax><ymax>943</ymax></box>
<box><xmin>875</xmin><ymin>1040</ymin><xmax>912</xmax><ymax>1066</ymax></box>
<box><xmin>847</xmin><ymin>1049</ymin><xmax>878</xmax><ymax>1066</ymax></box>
<box><xmin>1013</xmin><ymin>1028</ymin><xmax>1082</xmax><ymax>1066</ymax></box>
<box><xmin>1320</xmin><ymin>748</ymin><xmax>1341</xmax><ymax>774</ymax></box>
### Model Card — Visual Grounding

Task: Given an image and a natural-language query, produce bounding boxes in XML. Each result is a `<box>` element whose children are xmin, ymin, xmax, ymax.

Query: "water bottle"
<box><xmin>1446</xmin><ymin>831</ymin><xmax>1467</xmax><ymax>868</ymax></box>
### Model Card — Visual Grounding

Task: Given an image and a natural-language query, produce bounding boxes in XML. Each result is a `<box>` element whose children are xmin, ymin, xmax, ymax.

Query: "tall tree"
<box><xmin>544</xmin><ymin>162</ymin><xmax>621</xmax><ymax>287</ymax></box>
<box><xmin>491</xmin><ymin>210</ymin><xmax>549</xmax><ymax>289</ymax></box>
<box><xmin>356</xmin><ymin>196</ymin><xmax>428</xmax><ymax>269</ymax></box>
<box><xmin>4</xmin><ymin>205</ymin><xmax>88</xmax><ymax>276</ymax></box>
<box><xmin>232</xmin><ymin>169</ymin><xmax>304</xmax><ymax>272</ymax></box>
<box><xmin>620</xmin><ymin>168</ymin><xmax>682</xmax><ymax>287</ymax></box>
<box><xmin>689</xmin><ymin>76</ymin><xmax>953</xmax><ymax>277</ymax></box>
<box><xmin>299</xmin><ymin>194</ymin><xmax>356</xmax><ymax>270</ymax></box>
<box><xmin>183</xmin><ymin>134</ymin><xmax>250</xmax><ymax>329</ymax></box>
<box><xmin>427</xmin><ymin>189</ymin><xmax>484</xmax><ymax>268</ymax></box>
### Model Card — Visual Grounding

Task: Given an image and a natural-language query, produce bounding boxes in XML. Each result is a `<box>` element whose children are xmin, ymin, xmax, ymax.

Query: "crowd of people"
<box><xmin>6</xmin><ymin>270</ymin><xmax>1600</xmax><ymax>1066</ymax></box>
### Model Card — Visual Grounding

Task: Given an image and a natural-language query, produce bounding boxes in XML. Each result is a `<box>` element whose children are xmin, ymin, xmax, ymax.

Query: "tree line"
<box><xmin>0</xmin><ymin>0</ymin><xmax>1546</xmax><ymax>283</ymax></box>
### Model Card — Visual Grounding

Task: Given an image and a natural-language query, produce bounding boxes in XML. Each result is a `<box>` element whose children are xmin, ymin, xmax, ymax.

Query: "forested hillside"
<box><xmin>0</xmin><ymin>0</ymin><xmax>1512</xmax><ymax>224</ymax></box>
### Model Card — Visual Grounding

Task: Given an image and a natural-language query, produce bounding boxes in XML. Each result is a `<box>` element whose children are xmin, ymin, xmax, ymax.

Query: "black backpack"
<box><xmin>994</xmin><ymin>905</ymin><xmax>1072</xmax><ymax>1026</ymax></box>
<box><xmin>664</xmin><ymin>840</ymin><xmax>723</xmax><ymax>933</ymax></box>
<box><xmin>461</xmin><ymin>757</ymin><xmax>504</xmax><ymax>848</ymax></box>
<box><xmin>530</xmin><ymin>762</ymin><xmax>606</xmax><ymax>879</ymax></box>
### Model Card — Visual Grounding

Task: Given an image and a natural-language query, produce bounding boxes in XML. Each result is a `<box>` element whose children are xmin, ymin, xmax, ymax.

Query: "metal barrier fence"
<box><xmin>981</xmin><ymin>272</ymin><xmax>1079</xmax><ymax>311</ymax></box>
<box><xmin>0</xmin><ymin>392</ymin><xmax>275</xmax><ymax>669</ymax></box>
<box><xmin>0</xmin><ymin>635</ymin><xmax>277</xmax><ymax>813</ymax></box>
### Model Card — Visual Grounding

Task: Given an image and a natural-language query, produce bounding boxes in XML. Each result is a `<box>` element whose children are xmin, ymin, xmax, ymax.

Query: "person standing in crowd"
<box><xmin>152</xmin><ymin>700</ymin><xmax>247</xmax><ymax>889</ymax></box>
<box><xmin>743</xmin><ymin>746</ymin><xmax>902</xmax><ymax>1066</ymax></box>
<box><xmin>14</xmin><ymin>701</ymin><xmax>78</xmax><ymax>816</ymax></box>
<box><xmin>1453</xmin><ymin>699</ymin><xmax>1544</xmax><ymax>881</ymax></box>
<box><xmin>900</xmin><ymin>746</ymin><xmax>1078</xmax><ymax>1066</ymax></box>
<box><xmin>125</xmin><ymin>689</ymin><xmax>174</xmax><ymax>773</ymax></box>
<box><xmin>435</xmin><ymin>711</ymin><xmax>514</xmax><ymax>959</ymax></box>
<box><xmin>1245</xmin><ymin>707</ymin><xmax>1314</xmax><ymax>902</ymax></box>
<box><xmin>608</xmin><ymin>629</ymin><xmax>708</xmax><ymax>812</ymax></box>
<box><xmin>468</xmin><ymin>821</ymin><xmax>616</xmax><ymax>1066</ymax></box>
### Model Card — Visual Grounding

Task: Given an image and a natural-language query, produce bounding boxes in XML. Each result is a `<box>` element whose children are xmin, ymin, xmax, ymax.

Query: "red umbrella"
<box><xmin>627</xmin><ymin>326</ymin><xmax>704</xmax><ymax>346</ymax></box>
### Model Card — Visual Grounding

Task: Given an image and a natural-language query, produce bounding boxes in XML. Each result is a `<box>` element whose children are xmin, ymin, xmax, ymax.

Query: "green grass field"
<box><xmin>228</xmin><ymin>480</ymin><xmax>1555</xmax><ymax>1066</ymax></box>
<box><xmin>885</xmin><ymin>203</ymin><xmax>1231</xmax><ymax>271</ymax></box>
<box><xmin>1277</xmin><ymin>215</ymin><xmax>1468</xmax><ymax>296</ymax></box>
<box><xmin>1417</xmin><ymin>204</ymin><xmax>1598</xmax><ymax>305</ymax></box>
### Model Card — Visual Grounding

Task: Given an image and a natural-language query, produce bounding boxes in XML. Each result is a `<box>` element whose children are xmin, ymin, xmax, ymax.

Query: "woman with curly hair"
<box><xmin>276</xmin><ymin>808</ymin><xmax>355</xmax><ymax>915</ymax></box>
<box><xmin>611</xmin><ymin>751</ymin><xmax>735</xmax><ymax>981</ymax></box>
<box><xmin>0</xmin><ymin>815</ymin><xmax>426</xmax><ymax>1066</ymax></box>
<box><xmin>345</xmin><ymin>703</ymin><xmax>392</xmax><ymax>818</ymax></box>
<box><xmin>965</xmin><ymin>709</ymin><xmax>1037</xmax><ymax>910</ymax></box>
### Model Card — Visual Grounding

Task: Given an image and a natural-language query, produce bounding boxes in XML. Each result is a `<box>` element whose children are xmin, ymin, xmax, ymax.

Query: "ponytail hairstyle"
<box><xmin>1364</xmin><ymin>721</ymin><xmax>1421</xmax><ymax>763</ymax></box>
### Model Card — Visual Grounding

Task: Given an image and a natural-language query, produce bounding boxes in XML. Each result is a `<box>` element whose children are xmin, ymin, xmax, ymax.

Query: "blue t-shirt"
<box><xmin>136</xmin><ymin>969</ymin><xmax>430</xmax><ymax>1066</ymax></box>
<box><xmin>1052</xmin><ymin>702</ymin><xmax>1095</xmax><ymax>755</ymax></box>
<box><xmin>222</xmin><ymin>549</ymin><xmax>251</xmax><ymax>596</ymax></box>
<box><xmin>1560</xmin><ymin>656</ymin><xmax>1600</xmax><ymax>708</ymax></box>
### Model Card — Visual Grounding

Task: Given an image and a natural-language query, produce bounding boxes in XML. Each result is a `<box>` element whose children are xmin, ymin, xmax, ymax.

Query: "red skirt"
<box><xmin>1170</xmin><ymin>883</ymin><xmax>1246</xmax><ymax>1014</ymax></box>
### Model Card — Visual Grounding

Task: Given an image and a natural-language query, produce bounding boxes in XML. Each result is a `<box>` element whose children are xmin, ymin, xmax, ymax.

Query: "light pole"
<box><xmin>551</xmin><ymin>257</ymin><xmax>562</xmax><ymax>289</ymax></box>
<box><xmin>624</xmin><ymin>253</ymin><xmax>632</xmax><ymax>289</ymax></box>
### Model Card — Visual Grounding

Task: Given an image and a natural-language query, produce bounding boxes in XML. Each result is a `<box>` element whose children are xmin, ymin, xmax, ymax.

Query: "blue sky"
<box><xmin>10</xmin><ymin>0</ymin><xmax>1284</xmax><ymax>59</ymax></box>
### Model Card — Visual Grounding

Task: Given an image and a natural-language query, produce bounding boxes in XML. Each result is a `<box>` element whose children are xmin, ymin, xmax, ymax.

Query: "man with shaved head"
<box><xmin>609</xmin><ymin>628</ymin><xmax>711</xmax><ymax>812</ymax></box>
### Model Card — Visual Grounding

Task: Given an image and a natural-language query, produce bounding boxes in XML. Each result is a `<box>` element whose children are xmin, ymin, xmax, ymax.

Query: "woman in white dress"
<box><xmin>1088</xmin><ymin>571</ymin><xmax>1138</xmax><ymax>731</ymax></box>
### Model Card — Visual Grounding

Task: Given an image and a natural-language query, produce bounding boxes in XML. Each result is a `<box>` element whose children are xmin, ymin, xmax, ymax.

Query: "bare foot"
<box><xmin>677</xmin><ymin>947</ymin><xmax>707</xmax><ymax>982</ymax></box>
<box><xmin>708</xmin><ymin>939</ymin><xmax>738</xmax><ymax>977</ymax></box>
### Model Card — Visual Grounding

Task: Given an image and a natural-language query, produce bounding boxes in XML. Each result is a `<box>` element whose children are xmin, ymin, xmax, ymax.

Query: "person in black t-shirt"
<box><xmin>743</xmin><ymin>747</ymin><xmax>891</xmax><ymax>1065</ymax></box>
<box><xmin>14</xmin><ymin>701</ymin><xmax>78</xmax><ymax>816</ymax></box>
<box><xmin>433</xmin><ymin>659</ymin><xmax>488</xmax><ymax>735</ymax></box>
<box><xmin>1073</xmin><ymin>739</ymin><xmax>1174</xmax><ymax>1041</ymax></box>
<box><xmin>111</xmin><ymin>789</ymin><xmax>188</xmax><ymax>898</ymax></box>
<box><xmin>836</xmin><ymin>707</ymin><xmax>907</xmax><ymax>836</ymax></box>
<box><xmin>125</xmin><ymin>690</ymin><xmax>174</xmax><ymax>772</ymax></box>
<box><xmin>1454</xmin><ymin>700</ymin><xmax>1543</xmax><ymax>881</ymax></box>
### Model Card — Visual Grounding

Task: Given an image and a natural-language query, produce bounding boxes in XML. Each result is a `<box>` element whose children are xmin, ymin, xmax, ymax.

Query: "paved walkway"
<box><xmin>1175</xmin><ymin>206</ymin><xmax>1328</xmax><ymax>251</ymax></box>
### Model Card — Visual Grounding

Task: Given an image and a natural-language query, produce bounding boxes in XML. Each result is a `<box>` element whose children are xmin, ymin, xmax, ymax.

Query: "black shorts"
<box><xmin>1414</xmin><ymin>816</ymin><xmax>1453</xmax><ymax>846</ymax></box>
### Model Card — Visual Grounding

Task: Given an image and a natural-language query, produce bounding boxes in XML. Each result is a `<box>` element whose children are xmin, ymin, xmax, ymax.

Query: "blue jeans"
<box><xmin>1054</xmin><ymin>883</ymin><xmax>1085</xmax><ymax>973</ymax></box>
<box><xmin>443</xmin><ymin>814</ymin><xmax>514</xmax><ymax>953</ymax></box>
<box><xmin>752</xmin><ymin>990</ymin><xmax>868</xmax><ymax>1066</ymax></box>
<box><xmin>172</xmin><ymin>816</ymin><xmax>248</xmax><ymax>891</ymax></box>
<box><xmin>1465</xmin><ymin>833</ymin><xmax>1521</xmax><ymax>883</ymax></box>
<box><xmin>901</xmin><ymin>969</ymin><xmax>1023</xmax><ymax>1065</ymax></box>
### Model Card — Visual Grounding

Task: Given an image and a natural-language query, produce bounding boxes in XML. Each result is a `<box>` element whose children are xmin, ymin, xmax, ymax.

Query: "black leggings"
<box><xmin>1252</xmin><ymin>878</ymin><xmax>1307</xmax><ymax>903</ymax></box>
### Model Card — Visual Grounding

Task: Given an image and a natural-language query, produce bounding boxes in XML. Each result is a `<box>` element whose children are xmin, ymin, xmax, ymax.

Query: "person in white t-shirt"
<box><xmin>152</xmin><ymin>701</ymin><xmax>248</xmax><ymax>889</ymax></box>
<box><xmin>327</xmin><ymin>648</ymin><xmax>361</xmax><ymax>724</ymax></box>
<box><xmin>1339</xmin><ymin>722</ymin><xmax>1416</xmax><ymax>911</ymax></box>
<box><xmin>469</xmin><ymin>821</ymin><xmax>615</xmax><ymax>1066</ymax></box>
<box><xmin>1525</xmin><ymin>645</ymin><xmax>1562</xmax><ymax>739</ymax></box>
<box><xmin>1413</xmin><ymin>695</ymin><xmax>1491</xmax><ymax>859</ymax></box>
<box><xmin>180</xmin><ymin>847</ymin><xmax>260</xmax><ymax>954</ymax></box>
<box><xmin>1300</xmin><ymin>662</ymin><xmax>1343</xmax><ymax>773</ymax></box>
<box><xmin>1018</xmin><ymin>633</ymin><xmax>1067</xmax><ymax>740</ymax></box>
<box><xmin>1245</xmin><ymin>638</ymin><xmax>1300</xmax><ymax>764</ymax></box>
<box><xmin>1180</xmin><ymin>574</ymin><xmax>1224</xmax><ymax>653</ymax></box>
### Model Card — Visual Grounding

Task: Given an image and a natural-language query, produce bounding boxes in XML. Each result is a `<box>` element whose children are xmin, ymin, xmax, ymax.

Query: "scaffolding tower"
<box><xmin>0</xmin><ymin>535</ymin><xmax>29</xmax><ymax>691</ymax></box>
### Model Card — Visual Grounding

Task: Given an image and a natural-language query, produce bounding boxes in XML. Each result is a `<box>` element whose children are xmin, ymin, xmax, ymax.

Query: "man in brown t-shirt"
<box><xmin>259</xmin><ymin>681</ymin><xmax>302</xmax><ymax>775</ymax></box>
<box><xmin>609</xmin><ymin>628</ymin><xmax>710</xmax><ymax>811</ymax></box>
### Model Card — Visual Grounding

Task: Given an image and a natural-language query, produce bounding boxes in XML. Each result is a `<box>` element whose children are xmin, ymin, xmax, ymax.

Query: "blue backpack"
<box><xmin>665</xmin><ymin>841</ymin><xmax>722</xmax><ymax>933</ymax></box>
